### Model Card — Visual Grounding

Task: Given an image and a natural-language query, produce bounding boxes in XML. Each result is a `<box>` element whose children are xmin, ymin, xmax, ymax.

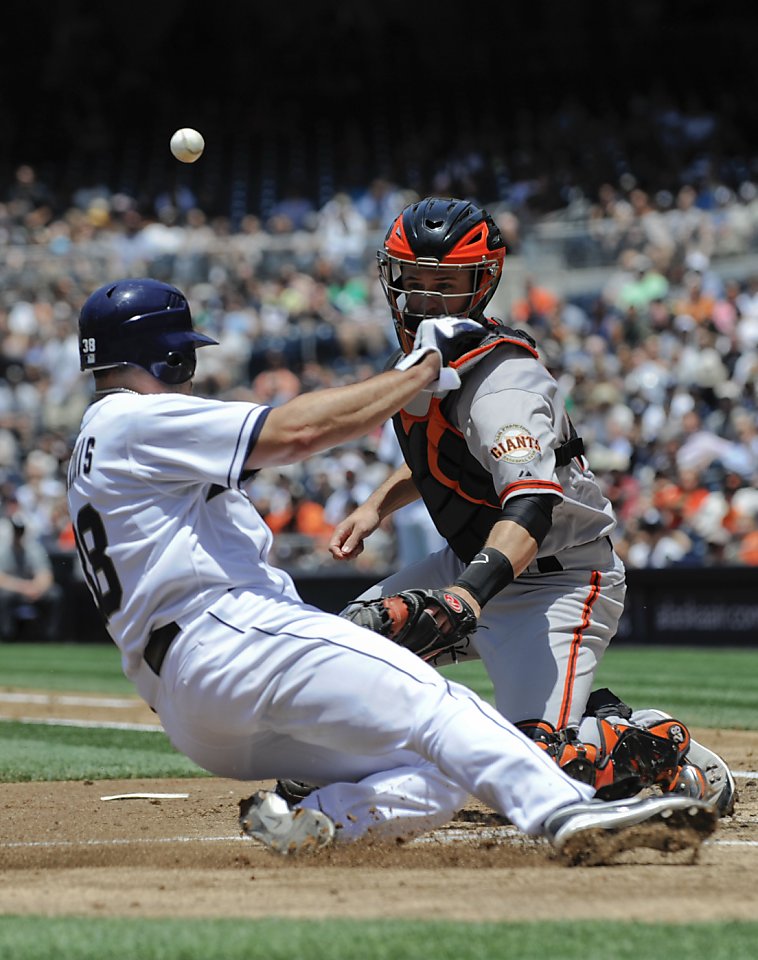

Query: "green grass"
<box><xmin>440</xmin><ymin>646</ymin><xmax>758</xmax><ymax>731</ymax></box>
<box><xmin>1</xmin><ymin>643</ymin><xmax>757</xmax><ymax>783</ymax></box>
<box><xmin>590</xmin><ymin>646</ymin><xmax>758</xmax><ymax>730</ymax></box>
<box><xmin>0</xmin><ymin>918</ymin><xmax>757</xmax><ymax>960</ymax></box>
<box><xmin>0</xmin><ymin>641</ymin><xmax>131</xmax><ymax>694</ymax></box>
<box><xmin>0</xmin><ymin>720</ymin><xmax>208</xmax><ymax>781</ymax></box>
<box><xmin>3</xmin><ymin>643</ymin><xmax>758</xmax><ymax>730</ymax></box>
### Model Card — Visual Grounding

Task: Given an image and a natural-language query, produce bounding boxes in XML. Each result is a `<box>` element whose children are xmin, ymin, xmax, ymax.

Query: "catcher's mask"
<box><xmin>78</xmin><ymin>278</ymin><xmax>218</xmax><ymax>385</ymax></box>
<box><xmin>378</xmin><ymin>196</ymin><xmax>506</xmax><ymax>353</ymax></box>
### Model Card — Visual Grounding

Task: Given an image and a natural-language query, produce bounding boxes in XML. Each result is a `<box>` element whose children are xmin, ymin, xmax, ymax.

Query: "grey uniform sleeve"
<box><xmin>457</xmin><ymin>351</ymin><xmax>566</xmax><ymax>506</ymax></box>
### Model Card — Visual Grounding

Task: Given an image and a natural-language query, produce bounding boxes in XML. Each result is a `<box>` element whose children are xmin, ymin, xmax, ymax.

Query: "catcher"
<box><xmin>315</xmin><ymin>196</ymin><xmax>735</xmax><ymax>818</ymax></box>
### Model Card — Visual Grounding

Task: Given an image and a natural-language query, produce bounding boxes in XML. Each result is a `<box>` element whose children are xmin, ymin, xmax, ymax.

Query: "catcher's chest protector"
<box><xmin>393</xmin><ymin>324</ymin><xmax>539</xmax><ymax>563</ymax></box>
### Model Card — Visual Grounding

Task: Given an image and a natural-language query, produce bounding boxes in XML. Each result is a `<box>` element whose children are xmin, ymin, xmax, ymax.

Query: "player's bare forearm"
<box><xmin>482</xmin><ymin>519</ymin><xmax>539</xmax><ymax>576</ymax></box>
<box><xmin>247</xmin><ymin>355</ymin><xmax>440</xmax><ymax>468</ymax></box>
<box><xmin>370</xmin><ymin>464</ymin><xmax>420</xmax><ymax>520</ymax></box>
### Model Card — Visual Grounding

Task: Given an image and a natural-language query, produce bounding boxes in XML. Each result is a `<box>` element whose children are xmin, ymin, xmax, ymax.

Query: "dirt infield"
<box><xmin>1</xmin><ymin>691</ymin><xmax>757</xmax><ymax>921</ymax></box>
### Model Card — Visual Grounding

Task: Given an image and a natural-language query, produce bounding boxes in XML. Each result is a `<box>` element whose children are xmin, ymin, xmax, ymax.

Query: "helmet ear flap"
<box><xmin>149</xmin><ymin>348</ymin><xmax>197</xmax><ymax>385</ymax></box>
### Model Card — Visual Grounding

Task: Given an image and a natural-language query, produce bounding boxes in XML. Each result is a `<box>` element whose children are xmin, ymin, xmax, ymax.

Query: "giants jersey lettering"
<box><xmin>67</xmin><ymin>393</ymin><xmax>298</xmax><ymax>679</ymax></box>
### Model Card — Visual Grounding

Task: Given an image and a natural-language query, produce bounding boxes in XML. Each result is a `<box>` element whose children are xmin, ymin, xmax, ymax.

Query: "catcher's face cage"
<box><xmin>79</xmin><ymin>278</ymin><xmax>217</xmax><ymax>384</ymax></box>
<box><xmin>378</xmin><ymin>198</ymin><xmax>505</xmax><ymax>353</ymax></box>
<box><xmin>378</xmin><ymin>251</ymin><xmax>502</xmax><ymax>354</ymax></box>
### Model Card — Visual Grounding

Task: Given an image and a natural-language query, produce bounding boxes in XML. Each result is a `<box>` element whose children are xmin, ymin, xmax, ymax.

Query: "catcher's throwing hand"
<box><xmin>328</xmin><ymin>502</ymin><xmax>380</xmax><ymax>560</ymax></box>
<box><xmin>340</xmin><ymin>588</ymin><xmax>479</xmax><ymax>663</ymax></box>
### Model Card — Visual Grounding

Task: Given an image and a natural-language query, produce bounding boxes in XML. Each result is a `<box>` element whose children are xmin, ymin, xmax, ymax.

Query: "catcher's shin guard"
<box><xmin>580</xmin><ymin>688</ymin><xmax>737</xmax><ymax>811</ymax></box>
<box><xmin>518</xmin><ymin>713</ymin><xmax>688</xmax><ymax>800</ymax></box>
<box><xmin>587</xmin><ymin>719</ymin><xmax>683</xmax><ymax>799</ymax></box>
<box><xmin>631</xmin><ymin>707</ymin><xmax>737</xmax><ymax>816</ymax></box>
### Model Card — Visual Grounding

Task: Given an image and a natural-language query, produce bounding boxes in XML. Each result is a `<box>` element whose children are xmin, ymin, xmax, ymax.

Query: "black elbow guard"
<box><xmin>500</xmin><ymin>494</ymin><xmax>560</xmax><ymax>547</ymax></box>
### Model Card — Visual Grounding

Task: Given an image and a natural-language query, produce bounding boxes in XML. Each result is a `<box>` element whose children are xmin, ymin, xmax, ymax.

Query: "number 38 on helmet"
<box><xmin>78</xmin><ymin>278</ymin><xmax>218</xmax><ymax>385</ymax></box>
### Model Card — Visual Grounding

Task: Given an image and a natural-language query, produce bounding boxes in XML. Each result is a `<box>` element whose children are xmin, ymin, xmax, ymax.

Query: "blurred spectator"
<box><xmin>615</xmin><ymin>254</ymin><xmax>669</xmax><ymax>313</ymax></box>
<box><xmin>509</xmin><ymin>276</ymin><xmax>559</xmax><ymax>329</ymax></box>
<box><xmin>625</xmin><ymin>509</ymin><xmax>694</xmax><ymax>569</ymax></box>
<box><xmin>14</xmin><ymin>449</ymin><xmax>67</xmax><ymax>543</ymax></box>
<box><xmin>249</xmin><ymin>350</ymin><xmax>302</xmax><ymax>405</ymax></box>
<box><xmin>323</xmin><ymin>469</ymin><xmax>374</xmax><ymax>528</ymax></box>
<box><xmin>671</xmin><ymin>270</ymin><xmax>717</xmax><ymax>326</ymax></box>
<box><xmin>316</xmin><ymin>193</ymin><xmax>369</xmax><ymax>273</ymax></box>
<box><xmin>737</xmin><ymin>520</ymin><xmax>758</xmax><ymax>565</ymax></box>
<box><xmin>265</xmin><ymin>482</ymin><xmax>333</xmax><ymax>540</ymax></box>
<box><xmin>0</xmin><ymin>513</ymin><xmax>63</xmax><ymax>641</ymax></box>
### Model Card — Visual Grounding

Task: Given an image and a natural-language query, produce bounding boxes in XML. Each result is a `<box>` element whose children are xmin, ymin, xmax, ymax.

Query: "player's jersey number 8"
<box><xmin>73</xmin><ymin>505</ymin><xmax>123</xmax><ymax>621</ymax></box>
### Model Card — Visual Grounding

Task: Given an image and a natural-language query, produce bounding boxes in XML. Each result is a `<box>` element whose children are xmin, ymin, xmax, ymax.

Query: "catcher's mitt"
<box><xmin>340</xmin><ymin>588</ymin><xmax>478</xmax><ymax>663</ymax></box>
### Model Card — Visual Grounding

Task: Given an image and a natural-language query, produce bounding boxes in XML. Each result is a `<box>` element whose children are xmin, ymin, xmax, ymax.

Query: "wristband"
<box><xmin>453</xmin><ymin>547</ymin><xmax>514</xmax><ymax>608</ymax></box>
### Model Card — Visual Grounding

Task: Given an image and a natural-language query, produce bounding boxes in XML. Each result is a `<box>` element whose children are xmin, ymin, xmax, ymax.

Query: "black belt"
<box><xmin>144</xmin><ymin>621</ymin><xmax>181</xmax><ymax>676</ymax></box>
<box><xmin>536</xmin><ymin>555</ymin><xmax>563</xmax><ymax>573</ymax></box>
<box><xmin>535</xmin><ymin>537</ymin><xmax>613</xmax><ymax>574</ymax></box>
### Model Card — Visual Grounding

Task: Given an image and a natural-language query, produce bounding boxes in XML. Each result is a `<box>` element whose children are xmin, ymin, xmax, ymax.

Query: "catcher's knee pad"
<box><xmin>516</xmin><ymin>719</ymin><xmax>561</xmax><ymax>752</ymax></box>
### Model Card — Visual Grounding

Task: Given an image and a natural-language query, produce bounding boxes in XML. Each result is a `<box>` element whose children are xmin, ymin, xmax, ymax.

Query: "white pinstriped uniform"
<box><xmin>67</xmin><ymin>391</ymin><xmax>593</xmax><ymax>842</ymax></box>
<box><xmin>361</xmin><ymin>343</ymin><xmax>627</xmax><ymax>729</ymax></box>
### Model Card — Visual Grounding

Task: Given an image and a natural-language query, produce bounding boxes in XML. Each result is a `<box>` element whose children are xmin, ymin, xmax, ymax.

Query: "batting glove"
<box><xmin>394</xmin><ymin>317</ymin><xmax>484</xmax><ymax>391</ymax></box>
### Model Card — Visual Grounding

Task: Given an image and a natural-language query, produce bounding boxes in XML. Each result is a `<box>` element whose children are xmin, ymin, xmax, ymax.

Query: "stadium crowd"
<box><xmin>2</xmin><ymin>95</ymin><xmax>758</xmax><ymax>603</ymax></box>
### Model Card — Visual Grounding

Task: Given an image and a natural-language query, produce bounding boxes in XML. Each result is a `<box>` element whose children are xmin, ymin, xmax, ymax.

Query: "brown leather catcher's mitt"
<box><xmin>340</xmin><ymin>588</ymin><xmax>477</xmax><ymax>663</ymax></box>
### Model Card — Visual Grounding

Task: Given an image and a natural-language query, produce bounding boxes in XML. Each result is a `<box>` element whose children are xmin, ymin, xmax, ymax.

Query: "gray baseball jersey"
<box><xmin>364</xmin><ymin>337</ymin><xmax>627</xmax><ymax>729</ymax></box>
<box><xmin>457</xmin><ymin>343</ymin><xmax>616</xmax><ymax>556</ymax></box>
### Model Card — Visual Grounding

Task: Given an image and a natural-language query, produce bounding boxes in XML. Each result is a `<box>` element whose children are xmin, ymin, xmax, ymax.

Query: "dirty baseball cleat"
<box><xmin>544</xmin><ymin>794</ymin><xmax>718</xmax><ymax>866</ymax></box>
<box><xmin>632</xmin><ymin>708</ymin><xmax>736</xmax><ymax>816</ymax></box>
<box><xmin>239</xmin><ymin>790</ymin><xmax>335</xmax><ymax>855</ymax></box>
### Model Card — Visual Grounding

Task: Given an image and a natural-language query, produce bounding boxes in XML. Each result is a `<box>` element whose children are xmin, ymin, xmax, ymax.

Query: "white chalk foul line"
<box><xmin>1</xmin><ymin>831</ymin><xmax>757</xmax><ymax>851</ymax></box>
<box><xmin>0</xmin><ymin>692</ymin><xmax>139</xmax><ymax>708</ymax></box>
<box><xmin>0</xmin><ymin>835</ymin><xmax>244</xmax><ymax>849</ymax></box>
<box><xmin>1</xmin><ymin>716</ymin><xmax>164</xmax><ymax>732</ymax></box>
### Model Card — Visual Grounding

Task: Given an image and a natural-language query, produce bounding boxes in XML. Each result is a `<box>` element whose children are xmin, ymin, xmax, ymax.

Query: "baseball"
<box><xmin>169</xmin><ymin>128</ymin><xmax>205</xmax><ymax>163</ymax></box>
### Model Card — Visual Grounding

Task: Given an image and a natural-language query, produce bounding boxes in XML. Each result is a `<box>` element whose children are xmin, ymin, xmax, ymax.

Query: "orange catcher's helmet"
<box><xmin>378</xmin><ymin>197</ymin><xmax>506</xmax><ymax>352</ymax></box>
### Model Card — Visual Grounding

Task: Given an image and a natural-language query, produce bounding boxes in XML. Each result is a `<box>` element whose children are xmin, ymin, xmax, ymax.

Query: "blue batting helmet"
<box><xmin>78</xmin><ymin>278</ymin><xmax>218</xmax><ymax>384</ymax></box>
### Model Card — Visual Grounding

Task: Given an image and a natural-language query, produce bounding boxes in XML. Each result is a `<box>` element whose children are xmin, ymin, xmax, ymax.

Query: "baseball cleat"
<box><xmin>544</xmin><ymin>794</ymin><xmax>718</xmax><ymax>866</ymax></box>
<box><xmin>239</xmin><ymin>789</ymin><xmax>335</xmax><ymax>855</ymax></box>
<box><xmin>632</xmin><ymin>708</ymin><xmax>737</xmax><ymax>816</ymax></box>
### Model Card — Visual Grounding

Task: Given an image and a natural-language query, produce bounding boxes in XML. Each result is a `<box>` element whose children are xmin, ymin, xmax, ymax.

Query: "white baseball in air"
<box><xmin>170</xmin><ymin>128</ymin><xmax>205</xmax><ymax>163</ymax></box>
